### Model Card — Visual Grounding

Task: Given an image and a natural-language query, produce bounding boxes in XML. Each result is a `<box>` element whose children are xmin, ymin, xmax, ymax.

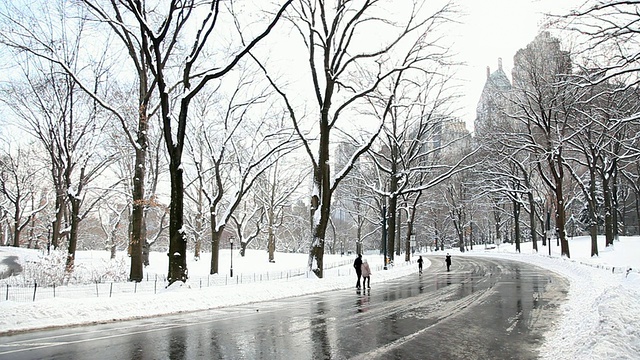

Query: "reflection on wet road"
<box><xmin>0</xmin><ymin>256</ymin><xmax>568</xmax><ymax>360</ymax></box>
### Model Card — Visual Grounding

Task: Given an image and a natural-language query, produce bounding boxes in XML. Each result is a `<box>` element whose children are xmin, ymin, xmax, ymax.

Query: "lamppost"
<box><xmin>230</xmin><ymin>237</ymin><xmax>234</xmax><ymax>277</ymax></box>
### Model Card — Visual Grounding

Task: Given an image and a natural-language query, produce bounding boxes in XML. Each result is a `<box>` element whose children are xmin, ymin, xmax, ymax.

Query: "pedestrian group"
<box><xmin>353</xmin><ymin>252</ymin><xmax>453</xmax><ymax>290</ymax></box>
<box><xmin>353</xmin><ymin>254</ymin><xmax>372</xmax><ymax>289</ymax></box>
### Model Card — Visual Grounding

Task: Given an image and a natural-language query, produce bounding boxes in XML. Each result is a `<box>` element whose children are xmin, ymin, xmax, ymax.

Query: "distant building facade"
<box><xmin>474</xmin><ymin>58</ymin><xmax>512</xmax><ymax>138</ymax></box>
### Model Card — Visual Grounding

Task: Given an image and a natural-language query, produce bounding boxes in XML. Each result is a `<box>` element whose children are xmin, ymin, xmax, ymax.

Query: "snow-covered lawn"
<box><xmin>1</xmin><ymin>235</ymin><xmax>638</xmax><ymax>359</ymax></box>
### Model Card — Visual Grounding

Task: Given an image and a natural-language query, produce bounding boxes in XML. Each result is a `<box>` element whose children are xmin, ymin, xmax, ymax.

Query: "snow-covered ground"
<box><xmin>0</xmin><ymin>236</ymin><xmax>638</xmax><ymax>359</ymax></box>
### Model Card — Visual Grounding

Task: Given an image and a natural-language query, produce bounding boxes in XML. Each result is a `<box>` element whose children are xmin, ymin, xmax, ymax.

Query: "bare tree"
<box><xmin>69</xmin><ymin>0</ymin><xmax>292</xmax><ymax>283</ymax></box>
<box><xmin>367</xmin><ymin>69</ymin><xmax>473</xmax><ymax>262</ymax></box>
<box><xmin>0</xmin><ymin>142</ymin><xmax>47</xmax><ymax>247</ymax></box>
<box><xmin>561</xmin><ymin>1</ymin><xmax>640</xmax><ymax>240</ymax></box>
<box><xmin>0</xmin><ymin>0</ymin><xmax>164</xmax><ymax>281</ymax></box>
<box><xmin>97</xmin><ymin>199</ymin><xmax>129</xmax><ymax>259</ymax></box>
<box><xmin>511</xmin><ymin>32</ymin><xmax>577</xmax><ymax>258</ymax></box>
<box><xmin>185</xmin><ymin>72</ymin><xmax>299</xmax><ymax>275</ymax></box>
<box><xmin>0</xmin><ymin>53</ymin><xmax>117</xmax><ymax>271</ymax></box>
<box><xmin>262</xmin><ymin>0</ymin><xmax>458</xmax><ymax>277</ymax></box>
<box><xmin>229</xmin><ymin>202</ymin><xmax>264</xmax><ymax>257</ymax></box>
<box><xmin>251</xmin><ymin>156</ymin><xmax>309</xmax><ymax>261</ymax></box>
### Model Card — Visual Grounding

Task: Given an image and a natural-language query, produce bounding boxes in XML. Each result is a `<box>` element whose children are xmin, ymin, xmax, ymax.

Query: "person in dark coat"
<box><xmin>353</xmin><ymin>254</ymin><xmax>363</xmax><ymax>289</ymax></box>
<box><xmin>445</xmin><ymin>253</ymin><xmax>452</xmax><ymax>271</ymax></box>
<box><xmin>417</xmin><ymin>255</ymin><xmax>424</xmax><ymax>274</ymax></box>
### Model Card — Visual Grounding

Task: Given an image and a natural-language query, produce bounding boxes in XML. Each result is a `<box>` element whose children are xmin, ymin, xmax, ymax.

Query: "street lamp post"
<box><xmin>230</xmin><ymin>237</ymin><xmax>234</xmax><ymax>278</ymax></box>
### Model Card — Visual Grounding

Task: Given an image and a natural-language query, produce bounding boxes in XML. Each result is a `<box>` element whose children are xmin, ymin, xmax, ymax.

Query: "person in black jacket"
<box><xmin>445</xmin><ymin>253</ymin><xmax>452</xmax><ymax>271</ymax></box>
<box><xmin>353</xmin><ymin>254</ymin><xmax>363</xmax><ymax>289</ymax></box>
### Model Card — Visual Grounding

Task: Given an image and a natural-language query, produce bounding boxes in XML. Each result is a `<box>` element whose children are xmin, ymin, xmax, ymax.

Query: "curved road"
<box><xmin>0</xmin><ymin>256</ymin><xmax>568</xmax><ymax>360</ymax></box>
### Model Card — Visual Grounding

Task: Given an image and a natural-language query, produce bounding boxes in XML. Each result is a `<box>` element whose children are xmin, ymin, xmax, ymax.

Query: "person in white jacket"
<box><xmin>361</xmin><ymin>259</ymin><xmax>372</xmax><ymax>289</ymax></box>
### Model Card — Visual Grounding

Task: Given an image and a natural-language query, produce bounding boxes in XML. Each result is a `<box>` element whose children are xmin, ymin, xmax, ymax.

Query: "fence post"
<box><xmin>5</xmin><ymin>284</ymin><xmax>8</xmax><ymax>301</ymax></box>
<box><xmin>53</xmin><ymin>283</ymin><xmax>56</xmax><ymax>298</ymax></box>
<box><xmin>154</xmin><ymin>280</ymin><xmax>157</xmax><ymax>294</ymax></box>
<box><xmin>33</xmin><ymin>281</ymin><xmax>37</xmax><ymax>302</ymax></box>
<box><xmin>95</xmin><ymin>282</ymin><xmax>99</xmax><ymax>297</ymax></box>
<box><xmin>110</xmin><ymin>283</ymin><xmax>113</xmax><ymax>298</ymax></box>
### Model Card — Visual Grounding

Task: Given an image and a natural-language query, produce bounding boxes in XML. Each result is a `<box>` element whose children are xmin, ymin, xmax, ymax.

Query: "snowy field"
<box><xmin>0</xmin><ymin>236</ymin><xmax>639</xmax><ymax>359</ymax></box>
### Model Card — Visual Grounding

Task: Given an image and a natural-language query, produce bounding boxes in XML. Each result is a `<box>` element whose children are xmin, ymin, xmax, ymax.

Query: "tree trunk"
<box><xmin>513</xmin><ymin>199</ymin><xmax>521</xmax><ymax>253</ymax></box>
<box><xmin>549</xmin><ymin>148</ymin><xmax>570</xmax><ymax>258</ymax></box>
<box><xmin>611</xmin><ymin>162</ymin><xmax>620</xmax><ymax>243</ymax></box>
<box><xmin>267</xmin><ymin>212</ymin><xmax>276</xmax><ymax>263</ymax></box>
<box><xmin>589</xmin><ymin>167</ymin><xmax>599</xmax><ymax>257</ymax></box>
<box><xmin>457</xmin><ymin>218</ymin><xmax>465</xmax><ymax>253</ymax></box>
<box><xmin>554</xmin><ymin>184</ymin><xmax>570</xmax><ymax>258</ymax></box>
<box><xmin>129</xmin><ymin>141</ymin><xmax>146</xmax><ymax>281</ymax></box>
<box><xmin>405</xmin><ymin>221</ymin><xmax>413</xmax><ymax>261</ymax></box>
<box><xmin>404</xmin><ymin>197</ymin><xmax>419</xmax><ymax>261</ymax></box>
<box><xmin>12</xmin><ymin>204</ymin><xmax>20</xmax><ymax>247</ymax></box>
<box><xmin>194</xmin><ymin>191</ymin><xmax>203</xmax><ymax>261</ymax></box>
<box><xmin>167</xmin><ymin>161</ymin><xmax>188</xmax><ymax>283</ymax></box>
<box><xmin>469</xmin><ymin>218</ymin><xmax>474</xmax><ymax>251</ymax></box>
<box><xmin>142</xmin><ymin>240</ymin><xmax>150</xmax><ymax>267</ymax></box>
<box><xmin>602</xmin><ymin>171</ymin><xmax>614</xmax><ymax>247</ymax></box>
<box><xmin>209</xmin><ymin>209</ymin><xmax>221</xmax><ymax>274</ymax></box>
<box><xmin>51</xmin><ymin>181</ymin><xmax>65</xmax><ymax>249</ymax></box>
<box><xmin>308</xmin><ymin>90</ymin><xmax>333</xmax><ymax>277</ymax></box>
<box><xmin>528</xmin><ymin>192</ymin><xmax>538</xmax><ymax>252</ymax></box>
<box><xmin>309</xmin><ymin>159</ymin><xmax>331</xmax><ymax>278</ymax></box>
<box><xmin>356</xmin><ymin>213</ymin><xmax>363</xmax><ymax>255</ymax></box>
<box><xmin>386</xmin><ymin>194</ymin><xmax>396</xmax><ymax>262</ymax></box>
<box><xmin>66</xmin><ymin>198</ymin><xmax>81</xmax><ymax>272</ymax></box>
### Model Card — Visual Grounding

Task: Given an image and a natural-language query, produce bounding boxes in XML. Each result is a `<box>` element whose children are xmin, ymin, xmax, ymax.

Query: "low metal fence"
<box><xmin>0</xmin><ymin>258</ymin><xmax>362</xmax><ymax>303</ymax></box>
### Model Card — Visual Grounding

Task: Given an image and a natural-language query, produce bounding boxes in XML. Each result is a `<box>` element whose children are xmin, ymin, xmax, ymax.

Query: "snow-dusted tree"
<box><xmin>511</xmin><ymin>31</ymin><xmax>577</xmax><ymax>258</ymax></box>
<box><xmin>0</xmin><ymin>0</ymin><xmax>164</xmax><ymax>281</ymax></box>
<box><xmin>263</xmin><ymin>0</ymin><xmax>459</xmax><ymax>277</ymax></box>
<box><xmin>0</xmin><ymin>55</ymin><xmax>117</xmax><ymax>272</ymax></box>
<box><xmin>228</xmin><ymin>201</ymin><xmax>264</xmax><ymax>258</ymax></box>
<box><xmin>0</xmin><ymin>142</ymin><xmax>47</xmax><ymax>247</ymax></box>
<box><xmin>278</xmin><ymin>199</ymin><xmax>312</xmax><ymax>254</ymax></box>
<box><xmin>367</xmin><ymin>68</ymin><xmax>474</xmax><ymax>261</ymax></box>
<box><xmin>60</xmin><ymin>0</ymin><xmax>292</xmax><ymax>283</ymax></box>
<box><xmin>561</xmin><ymin>76</ymin><xmax>636</xmax><ymax>253</ymax></box>
<box><xmin>561</xmin><ymin>2</ymin><xmax>640</xmax><ymax>239</ymax></box>
<box><xmin>473</xmin><ymin>109</ymin><xmax>544</xmax><ymax>254</ymax></box>
<box><xmin>97</xmin><ymin>199</ymin><xmax>128</xmax><ymax>259</ymax></box>
<box><xmin>185</xmin><ymin>71</ymin><xmax>298</xmax><ymax>275</ymax></box>
<box><xmin>333</xmin><ymin>143</ymin><xmax>379</xmax><ymax>256</ymax></box>
<box><xmin>251</xmin><ymin>155</ymin><xmax>309</xmax><ymax>261</ymax></box>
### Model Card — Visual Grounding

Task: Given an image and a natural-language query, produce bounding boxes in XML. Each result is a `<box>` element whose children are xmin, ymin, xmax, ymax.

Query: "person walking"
<box><xmin>417</xmin><ymin>255</ymin><xmax>424</xmax><ymax>274</ymax></box>
<box><xmin>354</xmin><ymin>254</ymin><xmax>363</xmax><ymax>289</ymax></box>
<box><xmin>445</xmin><ymin>253</ymin><xmax>452</xmax><ymax>271</ymax></box>
<box><xmin>361</xmin><ymin>258</ymin><xmax>372</xmax><ymax>289</ymax></box>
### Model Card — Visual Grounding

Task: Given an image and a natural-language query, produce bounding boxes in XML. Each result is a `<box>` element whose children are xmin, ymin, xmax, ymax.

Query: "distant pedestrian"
<box><xmin>417</xmin><ymin>256</ymin><xmax>424</xmax><ymax>274</ymax></box>
<box><xmin>354</xmin><ymin>254</ymin><xmax>363</xmax><ymax>289</ymax></box>
<box><xmin>361</xmin><ymin>259</ymin><xmax>371</xmax><ymax>289</ymax></box>
<box><xmin>445</xmin><ymin>253</ymin><xmax>452</xmax><ymax>271</ymax></box>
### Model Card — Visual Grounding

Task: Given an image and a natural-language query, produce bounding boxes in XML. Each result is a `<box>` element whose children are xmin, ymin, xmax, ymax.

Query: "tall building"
<box><xmin>474</xmin><ymin>58</ymin><xmax>512</xmax><ymax>138</ymax></box>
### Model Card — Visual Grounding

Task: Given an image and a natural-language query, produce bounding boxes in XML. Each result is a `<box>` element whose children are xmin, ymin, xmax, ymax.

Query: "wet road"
<box><xmin>0</xmin><ymin>256</ymin><xmax>568</xmax><ymax>360</ymax></box>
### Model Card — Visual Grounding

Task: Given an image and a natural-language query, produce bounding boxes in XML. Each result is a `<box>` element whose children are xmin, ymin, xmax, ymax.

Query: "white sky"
<box><xmin>453</xmin><ymin>0</ymin><xmax>586</xmax><ymax>131</ymax></box>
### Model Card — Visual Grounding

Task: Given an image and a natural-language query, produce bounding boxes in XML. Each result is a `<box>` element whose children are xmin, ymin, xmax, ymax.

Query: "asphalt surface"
<box><xmin>0</xmin><ymin>256</ymin><xmax>568</xmax><ymax>360</ymax></box>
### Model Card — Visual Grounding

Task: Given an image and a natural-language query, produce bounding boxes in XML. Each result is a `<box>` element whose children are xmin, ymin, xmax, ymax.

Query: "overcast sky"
<box><xmin>453</xmin><ymin>0</ymin><xmax>585</xmax><ymax>131</ymax></box>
